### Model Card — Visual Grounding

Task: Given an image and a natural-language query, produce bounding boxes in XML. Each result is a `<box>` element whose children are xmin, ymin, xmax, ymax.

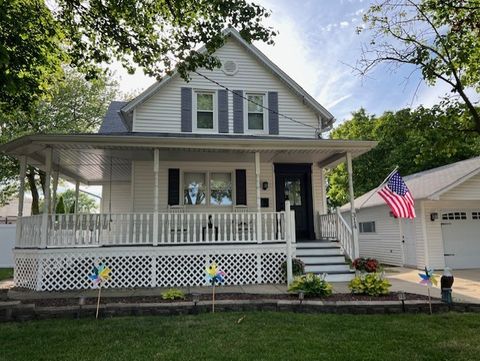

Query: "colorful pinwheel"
<box><xmin>88</xmin><ymin>263</ymin><xmax>111</xmax><ymax>319</ymax></box>
<box><xmin>205</xmin><ymin>262</ymin><xmax>225</xmax><ymax>285</ymax></box>
<box><xmin>205</xmin><ymin>262</ymin><xmax>225</xmax><ymax>313</ymax></box>
<box><xmin>89</xmin><ymin>264</ymin><xmax>111</xmax><ymax>286</ymax></box>
<box><xmin>419</xmin><ymin>267</ymin><xmax>438</xmax><ymax>287</ymax></box>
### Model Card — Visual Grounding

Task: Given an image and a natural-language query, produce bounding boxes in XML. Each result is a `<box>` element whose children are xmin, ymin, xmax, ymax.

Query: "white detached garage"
<box><xmin>341</xmin><ymin>157</ymin><xmax>480</xmax><ymax>270</ymax></box>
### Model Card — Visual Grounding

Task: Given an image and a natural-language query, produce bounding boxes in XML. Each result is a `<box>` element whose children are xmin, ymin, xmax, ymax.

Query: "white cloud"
<box><xmin>340</xmin><ymin>21</ymin><xmax>350</xmax><ymax>28</ymax></box>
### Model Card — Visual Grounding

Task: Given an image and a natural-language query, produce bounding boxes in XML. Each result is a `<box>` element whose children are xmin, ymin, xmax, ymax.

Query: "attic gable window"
<box><xmin>245</xmin><ymin>93</ymin><xmax>267</xmax><ymax>133</ymax></box>
<box><xmin>194</xmin><ymin>91</ymin><xmax>217</xmax><ymax>132</ymax></box>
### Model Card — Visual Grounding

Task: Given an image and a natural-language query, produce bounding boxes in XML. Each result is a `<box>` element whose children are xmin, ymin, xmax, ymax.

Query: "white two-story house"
<box><xmin>2</xmin><ymin>28</ymin><xmax>376</xmax><ymax>291</ymax></box>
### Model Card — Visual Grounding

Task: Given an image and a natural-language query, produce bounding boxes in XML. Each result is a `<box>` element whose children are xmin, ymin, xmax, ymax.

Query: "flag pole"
<box><xmin>357</xmin><ymin>166</ymin><xmax>399</xmax><ymax>211</ymax></box>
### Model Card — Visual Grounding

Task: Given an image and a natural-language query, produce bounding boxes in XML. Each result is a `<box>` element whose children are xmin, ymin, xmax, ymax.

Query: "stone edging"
<box><xmin>1</xmin><ymin>299</ymin><xmax>480</xmax><ymax>322</ymax></box>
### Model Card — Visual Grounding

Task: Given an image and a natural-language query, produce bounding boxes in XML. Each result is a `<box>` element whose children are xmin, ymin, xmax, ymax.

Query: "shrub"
<box><xmin>348</xmin><ymin>273</ymin><xmax>391</xmax><ymax>296</ymax></box>
<box><xmin>288</xmin><ymin>273</ymin><xmax>333</xmax><ymax>297</ymax></box>
<box><xmin>161</xmin><ymin>288</ymin><xmax>186</xmax><ymax>300</ymax></box>
<box><xmin>281</xmin><ymin>258</ymin><xmax>305</xmax><ymax>278</ymax></box>
<box><xmin>352</xmin><ymin>257</ymin><xmax>380</xmax><ymax>273</ymax></box>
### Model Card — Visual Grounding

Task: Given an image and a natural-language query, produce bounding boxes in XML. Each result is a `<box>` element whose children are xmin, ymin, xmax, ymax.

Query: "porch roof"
<box><xmin>1</xmin><ymin>133</ymin><xmax>376</xmax><ymax>185</ymax></box>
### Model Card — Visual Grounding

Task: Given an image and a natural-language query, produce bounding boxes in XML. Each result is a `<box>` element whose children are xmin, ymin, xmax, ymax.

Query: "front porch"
<box><xmin>3</xmin><ymin>134</ymin><xmax>375</xmax><ymax>290</ymax></box>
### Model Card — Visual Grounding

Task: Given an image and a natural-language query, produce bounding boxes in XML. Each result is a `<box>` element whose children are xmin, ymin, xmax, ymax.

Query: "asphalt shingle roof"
<box><xmin>98</xmin><ymin>101</ymin><xmax>128</xmax><ymax>133</ymax></box>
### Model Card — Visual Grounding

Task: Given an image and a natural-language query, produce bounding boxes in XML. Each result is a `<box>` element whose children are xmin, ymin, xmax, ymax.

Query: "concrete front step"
<box><xmin>296</xmin><ymin>248</ymin><xmax>343</xmax><ymax>256</ymax></box>
<box><xmin>324</xmin><ymin>271</ymin><xmax>355</xmax><ymax>282</ymax></box>
<box><xmin>298</xmin><ymin>255</ymin><xmax>346</xmax><ymax>264</ymax></box>
<box><xmin>305</xmin><ymin>263</ymin><xmax>351</xmax><ymax>273</ymax></box>
<box><xmin>296</xmin><ymin>242</ymin><xmax>340</xmax><ymax>249</ymax></box>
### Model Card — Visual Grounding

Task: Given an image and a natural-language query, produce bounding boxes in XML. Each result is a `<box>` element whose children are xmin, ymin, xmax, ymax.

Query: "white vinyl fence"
<box><xmin>0</xmin><ymin>224</ymin><xmax>15</xmax><ymax>267</ymax></box>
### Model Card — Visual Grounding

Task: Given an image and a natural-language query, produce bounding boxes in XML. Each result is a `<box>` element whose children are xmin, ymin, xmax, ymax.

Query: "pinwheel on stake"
<box><xmin>419</xmin><ymin>267</ymin><xmax>437</xmax><ymax>314</ymax></box>
<box><xmin>205</xmin><ymin>262</ymin><xmax>225</xmax><ymax>313</ymax></box>
<box><xmin>89</xmin><ymin>263</ymin><xmax>111</xmax><ymax>319</ymax></box>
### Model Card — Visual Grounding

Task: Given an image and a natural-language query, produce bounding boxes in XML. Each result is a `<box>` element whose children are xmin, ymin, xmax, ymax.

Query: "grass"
<box><xmin>0</xmin><ymin>268</ymin><xmax>13</xmax><ymax>281</ymax></box>
<box><xmin>1</xmin><ymin>312</ymin><xmax>480</xmax><ymax>360</ymax></box>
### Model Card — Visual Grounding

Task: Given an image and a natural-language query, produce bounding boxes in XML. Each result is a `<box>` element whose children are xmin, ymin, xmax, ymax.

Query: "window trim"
<box><xmin>192</xmin><ymin>90</ymin><xmax>218</xmax><ymax>133</ymax></box>
<box><xmin>359</xmin><ymin>221</ymin><xmax>376</xmax><ymax>234</ymax></box>
<box><xmin>182</xmin><ymin>170</ymin><xmax>235</xmax><ymax>207</ymax></box>
<box><xmin>244</xmin><ymin>92</ymin><xmax>268</xmax><ymax>134</ymax></box>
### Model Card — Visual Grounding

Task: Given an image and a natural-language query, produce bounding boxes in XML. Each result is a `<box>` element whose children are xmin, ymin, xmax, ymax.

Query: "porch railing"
<box><xmin>318</xmin><ymin>209</ymin><xmax>355</xmax><ymax>261</ymax></box>
<box><xmin>16</xmin><ymin>211</ymin><xmax>288</xmax><ymax>248</ymax></box>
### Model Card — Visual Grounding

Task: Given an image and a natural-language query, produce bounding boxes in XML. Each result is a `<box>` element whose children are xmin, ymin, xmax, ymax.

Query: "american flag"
<box><xmin>378</xmin><ymin>171</ymin><xmax>416</xmax><ymax>219</ymax></box>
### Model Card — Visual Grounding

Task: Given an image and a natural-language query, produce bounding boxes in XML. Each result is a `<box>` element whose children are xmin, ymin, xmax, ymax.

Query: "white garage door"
<box><xmin>441</xmin><ymin>211</ymin><xmax>480</xmax><ymax>269</ymax></box>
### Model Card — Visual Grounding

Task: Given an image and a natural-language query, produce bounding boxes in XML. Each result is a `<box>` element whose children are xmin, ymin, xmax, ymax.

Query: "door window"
<box><xmin>285</xmin><ymin>179</ymin><xmax>302</xmax><ymax>206</ymax></box>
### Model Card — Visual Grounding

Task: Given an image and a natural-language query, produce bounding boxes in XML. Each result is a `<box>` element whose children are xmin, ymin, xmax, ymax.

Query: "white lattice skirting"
<box><xmin>14</xmin><ymin>245</ymin><xmax>287</xmax><ymax>291</ymax></box>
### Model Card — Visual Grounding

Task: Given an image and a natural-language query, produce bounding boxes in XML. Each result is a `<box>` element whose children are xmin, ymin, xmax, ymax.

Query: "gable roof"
<box><xmin>119</xmin><ymin>28</ymin><xmax>335</xmax><ymax>130</ymax></box>
<box><xmin>342</xmin><ymin>156</ymin><xmax>480</xmax><ymax>211</ymax></box>
<box><xmin>98</xmin><ymin>101</ymin><xmax>129</xmax><ymax>133</ymax></box>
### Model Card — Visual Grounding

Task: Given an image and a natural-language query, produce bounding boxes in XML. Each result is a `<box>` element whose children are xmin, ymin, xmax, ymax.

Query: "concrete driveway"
<box><xmin>385</xmin><ymin>267</ymin><xmax>480</xmax><ymax>304</ymax></box>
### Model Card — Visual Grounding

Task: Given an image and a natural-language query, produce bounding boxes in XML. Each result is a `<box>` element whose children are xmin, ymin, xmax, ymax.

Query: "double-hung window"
<box><xmin>245</xmin><ymin>93</ymin><xmax>267</xmax><ymax>133</ymax></box>
<box><xmin>194</xmin><ymin>91</ymin><xmax>217</xmax><ymax>132</ymax></box>
<box><xmin>183</xmin><ymin>172</ymin><xmax>233</xmax><ymax>206</ymax></box>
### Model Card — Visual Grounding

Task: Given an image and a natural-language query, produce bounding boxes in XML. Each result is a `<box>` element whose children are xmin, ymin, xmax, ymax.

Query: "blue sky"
<box><xmin>112</xmin><ymin>0</ymin><xmax>466</xmax><ymax>126</ymax></box>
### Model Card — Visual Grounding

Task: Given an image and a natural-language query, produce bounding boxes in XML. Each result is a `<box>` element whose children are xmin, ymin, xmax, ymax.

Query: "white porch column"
<box><xmin>74</xmin><ymin>180</ymin><xmax>80</xmax><ymax>214</ymax></box>
<box><xmin>346</xmin><ymin>152</ymin><xmax>359</xmax><ymax>259</ymax></box>
<box><xmin>153</xmin><ymin>148</ymin><xmax>160</xmax><ymax>246</ymax></box>
<box><xmin>321</xmin><ymin>168</ymin><xmax>328</xmax><ymax>214</ymax></box>
<box><xmin>16</xmin><ymin>155</ymin><xmax>27</xmax><ymax>244</ymax></box>
<box><xmin>51</xmin><ymin>168</ymin><xmax>59</xmax><ymax>214</ymax></box>
<box><xmin>285</xmin><ymin>200</ymin><xmax>293</xmax><ymax>285</ymax></box>
<box><xmin>41</xmin><ymin>147</ymin><xmax>53</xmax><ymax>248</ymax></box>
<box><xmin>254</xmin><ymin>152</ymin><xmax>262</xmax><ymax>243</ymax></box>
<box><xmin>17</xmin><ymin>155</ymin><xmax>27</xmax><ymax>217</ymax></box>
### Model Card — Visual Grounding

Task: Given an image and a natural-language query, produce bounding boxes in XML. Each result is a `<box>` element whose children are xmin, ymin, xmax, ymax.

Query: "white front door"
<box><xmin>441</xmin><ymin>210</ymin><xmax>480</xmax><ymax>269</ymax></box>
<box><xmin>401</xmin><ymin>218</ymin><xmax>417</xmax><ymax>266</ymax></box>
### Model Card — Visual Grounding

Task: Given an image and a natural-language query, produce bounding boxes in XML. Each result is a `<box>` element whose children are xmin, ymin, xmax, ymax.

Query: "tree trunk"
<box><xmin>26</xmin><ymin>167</ymin><xmax>40</xmax><ymax>215</ymax></box>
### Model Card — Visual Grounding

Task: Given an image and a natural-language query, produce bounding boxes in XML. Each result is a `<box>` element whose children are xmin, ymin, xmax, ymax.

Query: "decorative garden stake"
<box><xmin>440</xmin><ymin>268</ymin><xmax>454</xmax><ymax>304</ymax></box>
<box><xmin>205</xmin><ymin>262</ymin><xmax>225</xmax><ymax>313</ymax></box>
<box><xmin>419</xmin><ymin>267</ymin><xmax>437</xmax><ymax>315</ymax></box>
<box><xmin>89</xmin><ymin>263</ymin><xmax>112</xmax><ymax>319</ymax></box>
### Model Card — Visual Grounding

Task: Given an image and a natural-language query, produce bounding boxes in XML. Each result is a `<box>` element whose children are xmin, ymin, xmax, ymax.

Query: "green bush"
<box><xmin>161</xmin><ymin>288</ymin><xmax>186</xmax><ymax>301</ymax></box>
<box><xmin>348</xmin><ymin>273</ymin><xmax>391</xmax><ymax>296</ymax></box>
<box><xmin>288</xmin><ymin>273</ymin><xmax>333</xmax><ymax>297</ymax></box>
<box><xmin>281</xmin><ymin>258</ymin><xmax>305</xmax><ymax>278</ymax></box>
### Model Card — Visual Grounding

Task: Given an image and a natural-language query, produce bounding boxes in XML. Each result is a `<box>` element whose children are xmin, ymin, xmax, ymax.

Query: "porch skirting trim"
<box><xmin>13</xmin><ymin>245</ymin><xmax>287</xmax><ymax>291</ymax></box>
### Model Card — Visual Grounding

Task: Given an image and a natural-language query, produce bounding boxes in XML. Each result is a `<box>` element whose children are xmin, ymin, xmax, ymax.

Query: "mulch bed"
<box><xmin>22</xmin><ymin>292</ymin><xmax>432</xmax><ymax>308</ymax></box>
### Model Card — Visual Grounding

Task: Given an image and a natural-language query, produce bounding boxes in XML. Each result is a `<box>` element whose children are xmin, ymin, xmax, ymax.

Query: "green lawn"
<box><xmin>1</xmin><ymin>312</ymin><xmax>480</xmax><ymax>360</ymax></box>
<box><xmin>0</xmin><ymin>268</ymin><xmax>13</xmax><ymax>281</ymax></box>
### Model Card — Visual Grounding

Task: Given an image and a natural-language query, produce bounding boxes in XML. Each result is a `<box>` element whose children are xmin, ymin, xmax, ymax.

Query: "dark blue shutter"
<box><xmin>218</xmin><ymin>90</ymin><xmax>229</xmax><ymax>133</ymax></box>
<box><xmin>268</xmin><ymin>92</ymin><xmax>279</xmax><ymax>135</ymax></box>
<box><xmin>235</xmin><ymin>169</ymin><xmax>247</xmax><ymax>205</ymax></box>
<box><xmin>181</xmin><ymin>88</ymin><xmax>192</xmax><ymax>132</ymax></box>
<box><xmin>233</xmin><ymin>90</ymin><xmax>244</xmax><ymax>133</ymax></box>
<box><xmin>168</xmin><ymin>169</ymin><xmax>180</xmax><ymax>205</ymax></box>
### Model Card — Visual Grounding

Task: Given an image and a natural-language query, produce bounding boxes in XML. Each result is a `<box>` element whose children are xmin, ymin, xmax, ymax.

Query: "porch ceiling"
<box><xmin>1</xmin><ymin>134</ymin><xmax>377</xmax><ymax>184</ymax></box>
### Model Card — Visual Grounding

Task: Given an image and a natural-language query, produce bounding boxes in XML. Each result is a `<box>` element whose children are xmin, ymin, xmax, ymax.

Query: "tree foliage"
<box><xmin>0</xmin><ymin>0</ymin><xmax>65</xmax><ymax>111</ymax></box>
<box><xmin>328</xmin><ymin>106</ymin><xmax>480</xmax><ymax>207</ymax></box>
<box><xmin>1</xmin><ymin>0</ymin><xmax>276</xmax><ymax>112</ymax></box>
<box><xmin>358</xmin><ymin>0</ymin><xmax>480</xmax><ymax>132</ymax></box>
<box><xmin>58</xmin><ymin>189</ymin><xmax>98</xmax><ymax>214</ymax></box>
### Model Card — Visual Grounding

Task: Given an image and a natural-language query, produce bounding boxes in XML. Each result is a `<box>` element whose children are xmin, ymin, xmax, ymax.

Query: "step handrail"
<box><xmin>318</xmin><ymin>210</ymin><xmax>355</xmax><ymax>261</ymax></box>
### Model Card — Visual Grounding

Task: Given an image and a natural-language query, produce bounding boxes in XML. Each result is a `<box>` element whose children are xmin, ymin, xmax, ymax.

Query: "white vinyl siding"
<box><xmin>101</xmin><ymin>182</ymin><xmax>132</xmax><ymax>213</ymax></box>
<box><xmin>440</xmin><ymin>173</ymin><xmax>480</xmax><ymax>200</ymax></box>
<box><xmin>132</xmin><ymin>160</ymin><xmax>261</xmax><ymax>212</ymax></box>
<box><xmin>133</xmin><ymin>38</ymin><xmax>319</xmax><ymax>137</ymax></box>
<box><xmin>344</xmin><ymin>205</ymin><xmax>404</xmax><ymax>266</ymax></box>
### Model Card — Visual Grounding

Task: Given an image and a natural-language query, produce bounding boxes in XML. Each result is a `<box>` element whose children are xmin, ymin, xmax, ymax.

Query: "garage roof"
<box><xmin>342</xmin><ymin>156</ymin><xmax>480</xmax><ymax>210</ymax></box>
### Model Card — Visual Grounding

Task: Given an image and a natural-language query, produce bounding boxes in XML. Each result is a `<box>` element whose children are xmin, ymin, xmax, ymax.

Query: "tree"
<box><xmin>0</xmin><ymin>0</ymin><xmax>66</xmax><ymax>111</ymax></box>
<box><xmin>357</xmin><ymin>0</ymin><xmax>480</xmax><ymax>132</ymax></box>
<box><xmin>58</xmin><ymin>189</ymin><xmax>98</xmax><ymax>214</ymax></box>
<box><xmin>0</xmin><ymin>67</ymin><xmax>118</xmax><ymax>212</ymax></box>
<box><xmin>1</xmin><ymin>0</ymin><xmax>276</xmax><ymax>112</ymax></box>
<box><xmin>327</xmin><ymin>106</ymin><xmax>480</xmax><ymax>207</ymax></box>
